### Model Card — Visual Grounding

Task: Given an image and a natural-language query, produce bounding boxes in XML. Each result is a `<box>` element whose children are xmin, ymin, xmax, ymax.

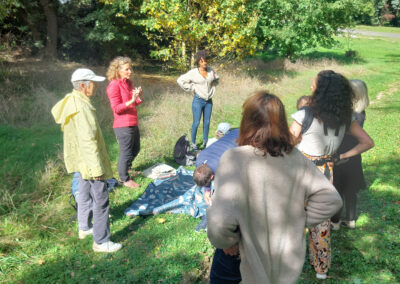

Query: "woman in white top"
<box><xmin>290</xmin><ymin>70</ymin><xmax>374</xmax><ymax>280</ymax></box>
<box><xmin>177</xmin><ymin>50</ymin><xmax>219</xmax><ymax>150</ymax></box>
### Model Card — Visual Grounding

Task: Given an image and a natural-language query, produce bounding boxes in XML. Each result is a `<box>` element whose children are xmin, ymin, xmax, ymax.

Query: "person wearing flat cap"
<box><xmin>51</xmin><ymin>68</ymin><xmax>122</xmax><ymax>253</ymax></box>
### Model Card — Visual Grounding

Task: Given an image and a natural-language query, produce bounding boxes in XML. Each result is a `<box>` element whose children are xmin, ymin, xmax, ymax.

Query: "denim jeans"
<box><xmin>191</xmin><ymin>94</ymin><xmax>213</xmax><ymax>145</ymax></box>
<box><xmin>210</xmin><ymin>248</ymin><xmax>242</xmax><ymax>284</ymax></box>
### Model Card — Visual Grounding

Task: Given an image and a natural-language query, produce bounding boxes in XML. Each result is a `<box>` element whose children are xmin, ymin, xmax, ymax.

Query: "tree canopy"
<box><xmin>1</xmin><ymin>0</ymin><xmax>397</xmax><ymax>66</ymax></box>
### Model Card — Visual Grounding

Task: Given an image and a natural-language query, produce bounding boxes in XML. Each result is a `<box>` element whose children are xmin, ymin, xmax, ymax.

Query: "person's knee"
<box><xmin>192</xmin><ymin>120</ymin><xmax>201</xmax><ymax>128</ymax></box>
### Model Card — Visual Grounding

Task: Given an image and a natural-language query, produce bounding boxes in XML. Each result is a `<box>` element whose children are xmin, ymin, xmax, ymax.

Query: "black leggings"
<box><xmin>331</xmin><ymin>186</ymin><xmax>357</xmax><ymax>222</ymax></box>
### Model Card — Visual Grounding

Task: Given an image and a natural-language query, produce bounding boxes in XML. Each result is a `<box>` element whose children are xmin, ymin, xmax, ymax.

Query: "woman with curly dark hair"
<box><xmin>207</xmin><ymin>91</ymin><xmax>342</xmax><ymax>283</ymax></box>
<box><xmin>290</xmin><ymin>70</ymin><xmax>374</xmax><ymax>280</ymax></box>
<box><xmin>177</xmin><ymin>50</ymin><xmax>219</xmax><ymax>150</ymax></box>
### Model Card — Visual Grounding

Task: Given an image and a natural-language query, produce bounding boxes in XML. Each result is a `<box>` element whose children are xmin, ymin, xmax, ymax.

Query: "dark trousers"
<box><xmin>114</xmin><ymin>126</ymin><xmax>140</xmax><ymax>182</ymax></box>
<box><xmin>77</xmin><ymin>173</ymin><xmax>110</xmax><ymax>244</ymax></box>
<box><xmin>331</xmin><ymin>188</ymin><xmax>357</xmax><ymax>222</ymax></box>
<box><xmin>191</xmin><ymin>94</ymin><xmax>213</xmax><ymax>145</ymax></box>
<box><xmin>210</xmin><ymin>248</ymin><xmax>242</xmax><ymax>284</ymax></box>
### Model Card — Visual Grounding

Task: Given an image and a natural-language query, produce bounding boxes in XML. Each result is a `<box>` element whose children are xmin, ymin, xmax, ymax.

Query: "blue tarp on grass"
<box><xmin>125</xmin><ymin>167</ymin><xmax>207</xmax><ymax>218</ymax></box>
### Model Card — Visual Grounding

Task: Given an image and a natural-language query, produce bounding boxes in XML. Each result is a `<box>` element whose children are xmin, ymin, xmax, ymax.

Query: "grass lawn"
<box><xmin>1</xmin><ymin>31</ymin><xmax>400</xmax><ymax>283</ymax></box>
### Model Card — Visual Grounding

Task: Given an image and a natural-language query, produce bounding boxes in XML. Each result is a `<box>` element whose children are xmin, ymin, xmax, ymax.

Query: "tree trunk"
<box><xmin>40</xmin><ymin>0</ymin><xmax>58</xmax><ymax>58</ymax></box>
<box><xmin>190</xmin><ymin>44</ymin><xmax>198</xmax><ymax>68</ymax></box>
<box><xmin>182</xmin><ymin>41</ymin><xmax>187</xmax><ymax>67</ymax></box>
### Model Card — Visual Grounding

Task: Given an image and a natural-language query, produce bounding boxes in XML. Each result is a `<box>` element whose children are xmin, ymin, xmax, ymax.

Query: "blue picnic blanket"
<box><xmin>125</xmin><ymin>167</ymin><xmax>208</xmax><ymax>218</ymax></box>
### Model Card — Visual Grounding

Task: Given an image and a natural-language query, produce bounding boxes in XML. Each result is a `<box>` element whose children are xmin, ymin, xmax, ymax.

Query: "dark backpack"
<box><xmin>300</xmin><ymin>106</ymin><xmax>314</xmax><ymax>134</ymax></box>
<box><xmin>300</xmin><ymin>106</ymin><xmax>340</xmax><ymax>136</ymax></box>
<box><xmin>173</xmin><ymin>135</ymin><xmax>196</xmax><ymax>166</ymax></box>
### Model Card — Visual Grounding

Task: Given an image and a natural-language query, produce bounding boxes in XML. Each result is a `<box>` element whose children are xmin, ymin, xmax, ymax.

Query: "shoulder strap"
<box><xmin>300</xmin><ymin>106</ymin><xmax>313</xmax><ymax>134</ymax></box>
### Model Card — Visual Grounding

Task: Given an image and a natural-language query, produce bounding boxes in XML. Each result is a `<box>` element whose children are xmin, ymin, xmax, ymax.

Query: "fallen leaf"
<box><xmin>157</xmin><ymin>218</ymin><xmax>166</xmax><ymax>224</ymax></box>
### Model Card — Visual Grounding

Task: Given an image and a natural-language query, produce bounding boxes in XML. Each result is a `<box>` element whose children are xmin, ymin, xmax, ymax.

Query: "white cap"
<box><xmin>71</xmin><ymin>68</ymin><xmax>105</xmax><ymax>82</ymax></box>
<box><xmin>217</xmin><ymin>122</ymin><xmax>231</xmax><ymax>135</ymax></box>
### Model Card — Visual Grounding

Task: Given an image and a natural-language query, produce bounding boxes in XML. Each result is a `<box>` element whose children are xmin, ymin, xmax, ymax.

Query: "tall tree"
<box><xmin>139</xmin><ymin>0</ymin><xmax>258</xmax><ymax>68</ymax></box>
<box><xmin>255</xmin><ymin>0</ymin><xmax>363</xmax><ymax>58</ymax></box>
<box><xmin>39</xmin><ymin>0</ymin><xmax>58</xmax><ymax>58</ymax></box>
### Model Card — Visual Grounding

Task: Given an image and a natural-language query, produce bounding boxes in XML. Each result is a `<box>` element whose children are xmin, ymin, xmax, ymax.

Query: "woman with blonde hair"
<box><xmin>207</xmin><ymin>91</ymin><xmax>342</xmax><ymax>284</ymax></box>
<box><xmin>106</xmin><ymin>56</ymin><xmax>143</xmax><ymax>189</ymax></box>
<box><xmin>331</xmin><ymin>79</ymin><xmax>370</xmax><ymax>229</ymax></box>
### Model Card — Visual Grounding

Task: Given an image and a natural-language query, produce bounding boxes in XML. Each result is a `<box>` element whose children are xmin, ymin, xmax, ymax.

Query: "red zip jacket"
<box><xmin>106</xmin><ymin>78</ymin><xmax>143</xmax><ymax>128</ymax></box>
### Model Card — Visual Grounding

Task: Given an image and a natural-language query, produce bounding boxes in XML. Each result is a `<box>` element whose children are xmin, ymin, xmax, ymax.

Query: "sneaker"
<box><xmin>201</xmin><ymin>142</ymin><xmax>207</xmax><ymax>149</ymax></box>
<box><xmin>316</xmin><ymin>273</ymin><xmax>327</xmax><ymax>280</ymax></box>
<box><xmin>79</xmin><ymin>228</ymin><xmax>93</xmax><ymax>239</ymax></box>
<box><xmin>93</xmin><ymin>241</ymin><xmax>122</xmax><ymax>253</ymax></box>
<box><xmin>191</xmin><ymin>143</ymin><xmax>198</xmax><ymax>151</ymax></box>
<box><xmin>342</xmin><ymin>220</ymin><xmax>356</xmax><ymax>229</ymax></box>
<box><xmin>123</xmin><ymin>179</ymin><xmax>139</xmax><ymax>189</ymax></box>
<box><xmin>331</xmin><ymin>221</ymin><xmax>341</xmax><ymax>231</ymax></box>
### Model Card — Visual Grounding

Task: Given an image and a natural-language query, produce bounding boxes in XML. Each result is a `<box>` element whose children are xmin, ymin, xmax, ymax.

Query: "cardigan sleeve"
<box><xmin>303</xmin><ymin>158</ymin><xmax>343</xmax><ymax>227</ymax></box>
<box><xmin>207</xmin><ymin>149</ymin><xmax>241</xmax><ymax>249</ymax></box>
<box><xmin>106</xmin><ymin>81</ymin><xmax>130</xmax><ymax>114</ymax></box>
<box><xmin>177</xmin><ymin>70</ymin><xmax>195</xmax><ymax>93</ymax></box>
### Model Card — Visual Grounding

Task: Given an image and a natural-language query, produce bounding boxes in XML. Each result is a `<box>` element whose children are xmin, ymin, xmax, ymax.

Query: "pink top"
<box><xmin>106</xmin><ymin>78</ymin><xmax>143</xmax><ymax>128</ymax></box>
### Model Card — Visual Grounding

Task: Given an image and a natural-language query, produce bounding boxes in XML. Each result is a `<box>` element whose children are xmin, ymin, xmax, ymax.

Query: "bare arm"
<box><xmin>340</xmin><ymin>121</ymin><xmax>374</xmax><ymax>160</ymax></box>
<box><xmin>290</xmin><ymin>121</ymin><xmax>302</xmax><ymax>138</ymax></box>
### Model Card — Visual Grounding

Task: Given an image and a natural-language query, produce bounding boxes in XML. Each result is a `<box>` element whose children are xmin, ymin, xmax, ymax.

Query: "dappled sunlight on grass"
<box><xmin>1</xmin><ymin>34</ymin><xmax>400</xmax><ymax>282</ymax></box>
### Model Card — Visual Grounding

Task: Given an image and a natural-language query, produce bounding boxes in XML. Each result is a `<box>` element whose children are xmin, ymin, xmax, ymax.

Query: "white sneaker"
<box><xmin>78</xmin><ymin>228</ymin><xmax>93</xmax><ymax>239</ymax></box>
<box><xmin>316</xmin><ymin>273</ymin><xmax>327</xmax><ymax>279</ymax></box>
<box><xmin>342</xmin><ymin>220</ymin><xmax>356</xmax><ymax>229</ymax></box>
<box><xmin>93</xmin><ymin>241</ymin><xmax>122</xmax><ymax>253</ymax></box>
<box><xmin>331</xmin><ymin>221</ymin><xmax>341</xmax><ymax>231</ymax></box>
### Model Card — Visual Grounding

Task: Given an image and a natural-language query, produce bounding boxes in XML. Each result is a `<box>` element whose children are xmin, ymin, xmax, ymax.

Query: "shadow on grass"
<box><xmin>384</xmin><ymin>53</ymin><xmax>400</xmax><ymax>63</ymax></box>
<box><xmin>300</xmin><ymin>51</ymin><xmax>367</xmax><ymax>65</ymax></box>
<box><xmin>15</xmin><ymin>214</ymin><xmax>208</xmax><ymax>284</ymax></box>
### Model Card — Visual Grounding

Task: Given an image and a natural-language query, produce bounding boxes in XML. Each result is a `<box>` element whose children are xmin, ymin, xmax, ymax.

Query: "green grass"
<box><xmin>1</xmin><ymin>28</ymin><xmax>400</xmax><ymax>283</ymax></box>
<box><xmin>356</xmin><ymin>25</ymin><xmax>400</xmax><ymax>34</ymax></box>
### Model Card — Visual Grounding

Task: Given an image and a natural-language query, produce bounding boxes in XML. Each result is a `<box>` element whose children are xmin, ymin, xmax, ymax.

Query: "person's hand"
<box><xmin>204</xmin><ymin>191</ymin><xmax>211</xmax><ymax>205</ymax></box>
<box><xmin>137</xmin><ymin>86</ymin><xmax>143</xmax><ymax>99</ymax></box>
<box><xmin>331</xmin><ymin>153</ymin><xmax>349</xmax><ymax>166</ymax></box>
<box><xmin>126</xmin><ymin>88</ymin><xmax>141</xmax><ymax>106</ymax></box>
<box><xmin>223</xmin><ymin>243</ymin><xmax>239</xmax><ymax>256</ymax></box>
<box><xmin>94</xmin><ymin>174</ymin><xmax>105</xmax><ymax>181</ymax></box>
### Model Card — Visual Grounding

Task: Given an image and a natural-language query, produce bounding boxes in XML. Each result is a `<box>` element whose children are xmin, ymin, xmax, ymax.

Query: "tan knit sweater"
<box><xmin>207</xmin><ymin>145</ymin><xmax>342</xmax><ymax>284</ymax></box>
<box><xmin>177</xmin><ymin>67</ymin><xmax>219</xmax><ymax>100</ymax></box>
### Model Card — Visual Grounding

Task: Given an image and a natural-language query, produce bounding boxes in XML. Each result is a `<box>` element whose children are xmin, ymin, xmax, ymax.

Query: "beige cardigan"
<box><xmin>177</xmin><ymin>67</ymin><xmax>219</xmax><ymax>100</ymax></box>
<box><xmin>207</xmin><ymin>146</ymin><xmax>342</xmax><ymax>284</ymax></box>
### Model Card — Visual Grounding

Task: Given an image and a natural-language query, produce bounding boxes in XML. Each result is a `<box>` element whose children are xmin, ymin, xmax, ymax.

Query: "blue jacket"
<box><xmin>196</xmin><ymin>129</ymin><xmax>239</xmax><ymax>173</ymax></box>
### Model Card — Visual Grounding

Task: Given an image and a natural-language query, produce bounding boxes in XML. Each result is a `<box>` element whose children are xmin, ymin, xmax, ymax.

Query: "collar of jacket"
<box><xmin>71</xmin><ymin>89</ymin><xmax>95</xmax><ymax>111</ymax></box>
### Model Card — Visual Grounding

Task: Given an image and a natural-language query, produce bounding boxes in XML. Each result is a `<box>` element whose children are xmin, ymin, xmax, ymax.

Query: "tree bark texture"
<box><xmin>40</xmin><ymin>0</ymin><xmax>58</xmax><ymax>58</ymax></box>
